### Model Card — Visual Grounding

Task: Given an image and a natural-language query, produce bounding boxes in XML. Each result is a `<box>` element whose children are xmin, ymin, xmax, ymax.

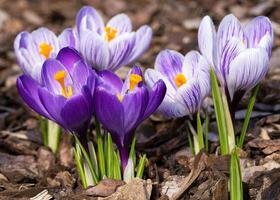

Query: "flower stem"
<box><xmin>47</xmin><ymin>120</ymin><xmax>61</xmax><ymax>153</ymax></box>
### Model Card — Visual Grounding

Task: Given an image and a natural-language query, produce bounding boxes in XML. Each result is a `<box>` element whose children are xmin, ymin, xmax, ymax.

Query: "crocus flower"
<box><xmin>198</xmin><ymin>14</ymin><xmax>273</xmax><ymax>104</ymax></box>
<box><xmin>76</xmin><ymin>6</ymin><xmax>152</xmax><ymax>71</ymax></box>
<box><xmin>145</xmin><ymin>50</ymin><xmax>210</xmax><ymax>118</ymax></box>
<box><xmin>94</xmin><ymin>66</ymin><xmax>166</xmax><ymax>170</ymax></box>
<box><xmin>14</xmin><ymin>27</ymin><xmax>77</xmax><ymax>83</ymax></box>
<box><xmin>17</xmin><ymin>47</ymin><xmax>95</xmax><ymax>135</ymax></box>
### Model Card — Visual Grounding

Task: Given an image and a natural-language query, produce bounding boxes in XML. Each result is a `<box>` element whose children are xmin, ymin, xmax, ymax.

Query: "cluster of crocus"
<box><xmin>15</xmin><ymin>6</ymin><xmax>157</xmax><ymax>184</ymax></box>
<box><xmin>15</xmin><ymin>3</ymin><xmax>273</xmax><ymax>189</ymax></box>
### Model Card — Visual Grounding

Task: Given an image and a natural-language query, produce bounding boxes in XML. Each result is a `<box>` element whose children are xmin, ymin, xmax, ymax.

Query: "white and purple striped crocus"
<box><xmin>145</xmin><ymin>50</ymin><xmax>210</xmax><ymax>118</ymax></box>
<box><xmin>94</xmin><ymin>66</ymin><xmax>166</xmax><ymax>170</ymax></box>
<box><xmin>17</xmin><ymin>47</ymin><xmax>95</xmax><ymax>136</ymax></box>
<box><xmin>198</xmin><ymin>14</ymin><xmax>273</xmax><ymax>104</ymax></box>
<box><xmin>14</xmin><ymin>27</ymin><xmax>77</xmax><ymax>83</ymax></box>
<box><xmin>76</xmin><ymin>6</ymin><xmax>152</xmax><ymax>71</ymax></box>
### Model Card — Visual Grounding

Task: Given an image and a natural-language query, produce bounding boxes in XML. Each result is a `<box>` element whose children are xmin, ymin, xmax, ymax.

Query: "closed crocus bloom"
<box><xmin>94</xmin><ymin>66</ymin><xmax>166</xmax><ymax>170</ymax></box>
<box><xmin>14</xmin><ymin>27</ymin><xmax>77</xmax><ymax>83</ymax></box>
<box><xmin>145</xmin><ymin>50</ymin><xmax>210</xmax><ymax>118</ymax></box>
<box><xmin>17</xmin><ymin>47</ymin><xmax>95</xmax><ymax>135</ymax></box>
<box><xmin>76</xmin><ymin>6</ymin><xmax>152</xmax><ymax>71</ymax></box>
<box><xmin>198</xmin><ymin>14</ymin><xmax>273</xmax><ymax>101</ymax></box>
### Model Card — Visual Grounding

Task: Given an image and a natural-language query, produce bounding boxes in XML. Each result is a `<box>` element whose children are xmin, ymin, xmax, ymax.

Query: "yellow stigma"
<box><xmin>39</xmin><ymin>43</ymin><xmax>53</xmax><ymax>59</ymax></box>
<box><xmin>174</xmin><ymin>73</ymin><xmax>187</xmax><ymax>88</ymax></box>
<box><xmin>117</xmin><ymin>93</ymin><xmax>123</xmax><ymax>102</ymax></box>
<box><xmin>129</xmin><ymin>74</ymin><xmax>142</xmax><ymax>90</ymax></box>
<box><xmin>104</xmin><ymin>26</ymin><xmax>117</xmax><ymax>42</ymax></box>
<box><xmin>54</xmin><ymin>70</ymin><xmax>73</xmax><ymax>98</ymax></box>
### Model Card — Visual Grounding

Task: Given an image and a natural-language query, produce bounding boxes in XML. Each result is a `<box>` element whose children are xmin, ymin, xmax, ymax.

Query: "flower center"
<box><xmin>174</xmin><ymin>73</ymin><xmax>187</xmax><ymax>88</ymax></box>
<box><xmin>104</xmin><ymin>26</ymin><xmax>117</xmax><ymax>42</ymax></box>
<box><xmin>117</xmin><ymin>93</ymin><xmax>123</xmax><ymax>102</ymax></box>
<box><xmin>129</xmin><ymin>74</ymin><xmax>142</xmax><ymax>90</ymax></box>
<box><xmin>54</xmin><ymin>70</ymin><xmax>73</xmax><ymax>98</ymax></box>
<box><xmin>39</xmin><ymin>43</ymin><xmax>53</xmax><ymax>59</ymax></box>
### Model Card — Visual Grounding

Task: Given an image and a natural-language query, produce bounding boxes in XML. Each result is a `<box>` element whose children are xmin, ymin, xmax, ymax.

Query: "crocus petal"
<box><xmin>219</xmin><ymin>37</ymin><xmax>246</xmax><ymax>78</ymax></box>
<box><xmin>31</xmin><ymin>27</ymin><xmax>60</xmax><ymax>58</ymax></box>
<box><xmin>226</xmin><ymin>48</ymin><xmax>269</xmax><ymax>99</ymax></box>
<box><xmin>108</xmin><ymin>32</ymin><xmax>136</xmax><ymax>71</ymax></box>
<box><xmin>41</xmin><ymin>59</ymin><xmax>72</xmax><ymax>95</ymax></box>
<box><xmin>155</xmin><ymin>50</ymin><xmax>184</xmax><ymax>89</ymax></box>
<box><xmin>97</xmin><ymin>70</ymin><xmax>123</xmax><ymax>93</ymax></box>
<box><xmin>79</xmin><ymin>30</ymin><xmax>110</xmax><ymax>70</ymax></box>
<box><xmin>145</xmin><ymin>69</ymin><xmax>185</xmax><ymax>117</ymax></box>
<box><xmin>56</xmin><ymin>47</ymin><xmax>82</xmax><ymax>72</ymax></box>
<box><xmin>217</xmin><ymin>14</ymin><xmax>246</xmax><ymax>58</ymax></box>
<box><xmin>127</xmin><ymin>25</ymin><xmax>152</xmax><ymax>63</ymax></box>
<box><xmin>198</xmin><ymin>16</ymin><xmax>217</xmax><ymax>66</ymax></box>
<box><xmin>183</xmin><ymin>51</ymin><xmax>211</xmax><ymax>99</ymax></box>
<box><xmin>107</xmin><ymin>13</ymin><xmax>132</xmax><ymax>35</ymax></box>
<box><xmin>76</xmin><ymin>6</ymin><xmax>105</xmax><ymax>35</ymax></box>
<box><xmin>61</xmin><ymin>94</ymin><xmax>91</xmax><ymax>133</ymax></box>
<box><xmin>38</xmin><ymin>88</ymin><xmax>67</xmax><ymax>127</ymax></box>
<box><xmin>244</xmin><ymin>16</ymin><xmax>273</xmax><ymax>55</ymax></box>
<box><xmin>142</xmin><ymin>79</ymin><xmax>166</xmax><ymax>120</ymax></box>
<box><xmin>177</xmin><ymin>80</ymin><xmax>202</xmax><ymax>115</ymax></box>
<box><xmin>257</xmin><ymin>33</ymin><xmax>272</xmax><ymax>57</ymax></box>
<box><xmin>17</xmin><ymin>75</ymin><xmax>51</xmax><ymax>119</ymax></box>
<box><xmin>59</xmin><ymin>28</ymin><xmax>77</xmax><ymax>49</ymax></box>
<box><xmin>94</xmin><ymin>87</ymin><xmax>124</xmax><ymax>146</ymax></box>
<box><xmin>122</xmin><ymin>87</ymin><xmax>149</xmax><ymax>136</ymax></box>
<box><xmin>70</xmin><ymin>60</ymin><xmax>90</xmax><ymax>92</ymax></box>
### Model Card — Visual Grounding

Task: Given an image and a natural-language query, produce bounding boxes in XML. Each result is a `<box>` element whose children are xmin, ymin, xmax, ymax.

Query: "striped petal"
<box><xmin>226</xmin><ymin>48</ymin><xmax>269</xmax><ymax>99</ymax></box>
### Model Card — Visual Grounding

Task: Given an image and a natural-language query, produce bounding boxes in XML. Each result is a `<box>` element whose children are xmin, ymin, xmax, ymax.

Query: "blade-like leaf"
<box><xmin>210</xmin><ymin>68</ymin><xmax>229</xmax><ymax>155</ymax></box>
<box><xmin>95</xmin><ymin>117</ymin><xmax>106</xmax><ymax>178</ymax></box>
<box><xmin>238</xmin><ymin>84</ymin><xmax>259</xmax><ymax>148</ymax></box>
<box><xmin>230</xmin><ymin>148</ymin><xmax>243</xmax><ymax>200</ymax></box>
<box><xmin>136</xmin><ymin>154</ymin><xmax>146</xmax><ymax>179</ymax></box>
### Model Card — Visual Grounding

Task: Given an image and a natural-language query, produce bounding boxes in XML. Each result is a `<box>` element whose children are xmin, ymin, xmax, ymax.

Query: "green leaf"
<box><xmin>238</xmin><ymin>84</ymin><xmax>260</xmax><ymax>148</ymax></box>
<box><xmin>88</xmin><ymin>141</ymin><xmax>99</xmax><ymax>177</ymax></box>
<box><xmin>95</xmin><ymin>117</ymin><xmax>106</xmax><ymax>178</ymax></box>
<box><xmin>187</xmin><ymin>121</ymin><xmax>200</xmax><ymax>155</ymax></box>
<box><xmin>210</xmin><ymin>68</ymin><xmax>229</xmax><ymax>155</ymax></box>
<box><xmin>187</xmin><ymin>132</ymin><xmax>195</xmax><ymax>156</ymax></box>
<box><xmin>196</xmin><ymin>112</ymin><xmax>205</xmax><ymax>150</ymax></box>
<box><xmin>47</xmin><ymin>120</ymin><xmax>61</xmax><ymax>153</ymax></box>
<box><xmin>136</xmin><ymin>154</ymin><xmax>146</xmax><ymax>179</ymax></box>
<box><xmin>39</xmin><ymin>117</ymin><xmax>48</xmax><ymax>146</ymax></box>
<box><xmin>106</xmin><ymin>133</ymin><xmax>114</xmax><ymax>178</ymax></box>
<box><xmin>230</xmin><ymin>148</ymin><xmax>243</xmax><ymax>200</ymax></box>
<box><xmin>221</xmin><ymin>92</ymin><xmax>235</xmax><ymax>152</ymax></box>
<box><xmin>204</xmin><ymin>112</ymin><xmax>209</xmax><ymax>152</ymax></box>
<box><xmin>113</xmin><ymin>150</ymin><xmax>122</xmax><ymax>180</ymax></box>
<box><xmin>74</xmin><ymin>135</ymin><xmax>98</xmax><ymax>185</ymax></box>
<box><xmin>73</xmin><ymin>145</ymin><xmax>87</xmax><ymax>188</ymax></box>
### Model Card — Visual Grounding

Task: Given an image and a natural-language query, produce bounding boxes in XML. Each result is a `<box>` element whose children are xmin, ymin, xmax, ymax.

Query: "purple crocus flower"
<box><xmin>14</xmin><ymin>27</ymin><xmax>77</xmax><ymax>83</ymax></box>
<box><xmin>76</xmin><ymin>6</ymin><xmax>152</xmax><ymax>71</ymax></box>
<box><xmin>17</xmin><ymin>47</ymin><xmax>95</xmax><ymax>136</ymax></box>
<box><xmin>145</xmin><ymin>50</ymin><xmax>210</xmax><ymax>118</ymax></box>
<box><xmin>94</xmin><ymin>66</ymin><xmax>166</xmax><ymax>170</ymax></box>
<box><xmin>198</xmin><ymin>14</ymin><xmax>273</xmax><ymax>105</ymax></box>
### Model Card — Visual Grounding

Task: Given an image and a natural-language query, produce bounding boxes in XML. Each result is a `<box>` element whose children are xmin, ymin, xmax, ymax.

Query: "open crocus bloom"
<box><xmin>198</xmin><ymin>14</ymin><xmax>273</xmax><ymax>102</ymax></box>
<box><xmin>76</xmin><ymin>6</ymin><xmax>152</xmax><ymax>71</ymax></box>
<box><xmin>17</xmin><ymin>47</ymin><xmax>95</xmax><ymax>135</ymax></box>
<box><xmin>94</xmin><ymin>66</ymin><xmax>166</xmax><ymax>170</ymax></box>
<box><xmin>145</xmin><ymin>50</ymin><xmax>210</xmax><ymax>118</ymax></box>
<box><xmin>14</xmin><ymin>27</ymin><xmax>77</xmax><ymax>83</ymax></box>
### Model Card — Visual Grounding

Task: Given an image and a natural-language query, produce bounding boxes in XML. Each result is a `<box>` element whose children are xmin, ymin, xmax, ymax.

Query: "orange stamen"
<box><xmin>104</xmin><ymin>26</ymin><xmax>117</xmax><ymax>42</ymax></box>
<box><xmin>129</xmin><ymin>74</ymin><xmax>142</xmax><ymax>90</ymax></box>
<box><xmin>54</xmin><ymin>70</ymin><xmax>72</xmax><ymax>98</ymax></box>
<box><xmin>174</xmin><ymin>73</ymin><xmax>187</xmax><ymax>88</ymax></box>
<box><xmin>39</xmin><ymin>43</ymin><xmax>53</xmax><ymax>59</ymax></box>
